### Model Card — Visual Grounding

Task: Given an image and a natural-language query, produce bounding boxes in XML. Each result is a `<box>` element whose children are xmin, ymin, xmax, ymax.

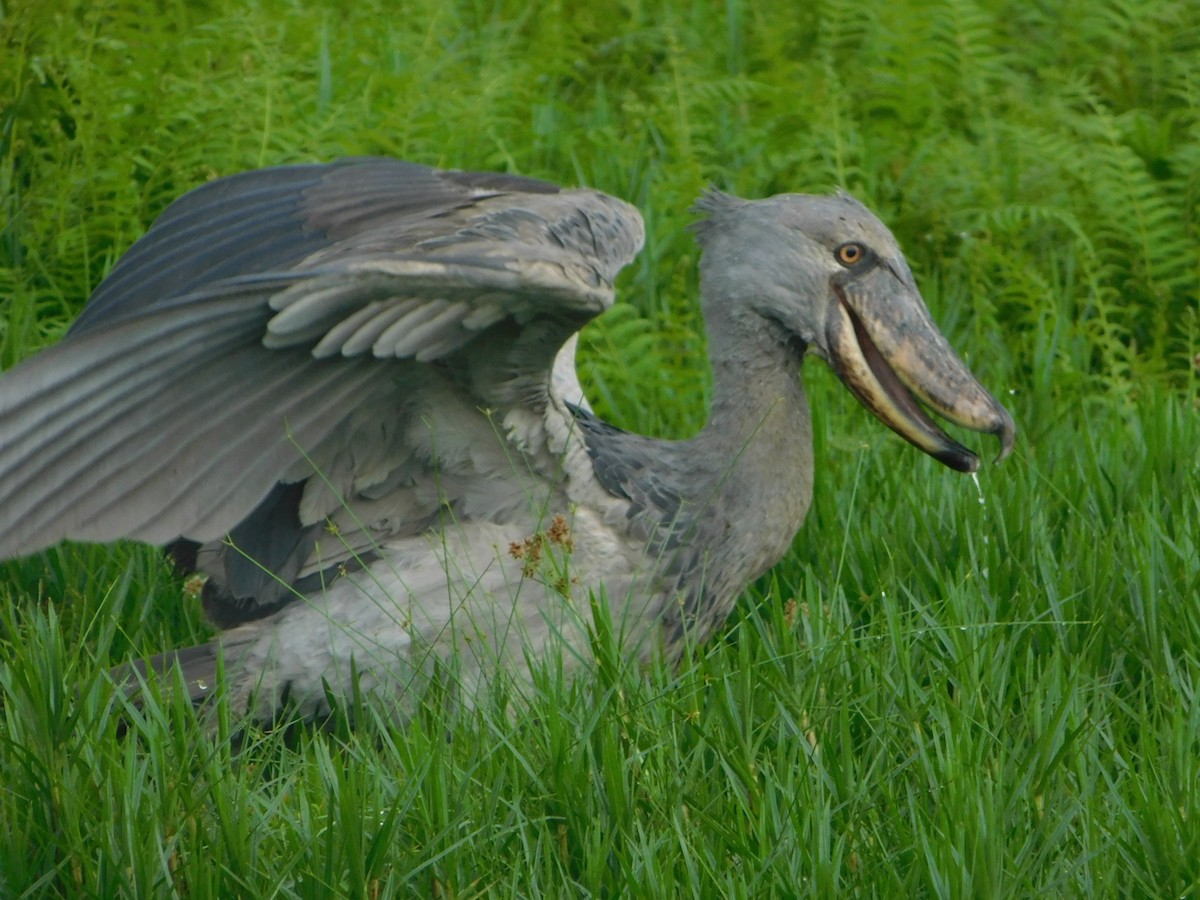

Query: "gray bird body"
<box><xmin>0</xmin><ymin>159</ymin><xmax>1014</xmax><ymax>720</ymax></box>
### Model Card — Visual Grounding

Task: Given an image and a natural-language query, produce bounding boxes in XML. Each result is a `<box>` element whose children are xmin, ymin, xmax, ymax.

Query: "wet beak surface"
<box><xmin>826</xmin><ymin>267</ymin><xmax>1015</xmax><ymax>472</ymax></box>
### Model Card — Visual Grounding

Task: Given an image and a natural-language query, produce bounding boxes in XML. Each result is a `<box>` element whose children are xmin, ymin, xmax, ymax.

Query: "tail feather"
<box><xmin>110</xmin><ymin>641</ymin><xmax>226</xmax><ymax>708</ymax></box>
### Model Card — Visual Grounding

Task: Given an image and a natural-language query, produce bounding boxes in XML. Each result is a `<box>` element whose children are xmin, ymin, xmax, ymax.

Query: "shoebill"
<box><xmin>0</xmin><ymin>158</ymin><xmax>1015</xmax><ymax>721</ymax></box>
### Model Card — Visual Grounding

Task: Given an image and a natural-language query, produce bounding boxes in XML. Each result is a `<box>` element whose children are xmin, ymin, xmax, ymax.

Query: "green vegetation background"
<box><xmin>1</xmin><ymin>0</ymin><xmax>1197</xmax><ymax>895</ymax></box>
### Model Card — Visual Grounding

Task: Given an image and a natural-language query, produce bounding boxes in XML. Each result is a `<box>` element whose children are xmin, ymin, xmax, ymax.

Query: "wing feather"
<box><xmin>0</xmin><ymin>158</ymin><xmax>645</xmax><ymax>621</ymax></box>
<box><xmin>332</xmin><ymin>298</ymin><xmax>424</xmax><ymax>357</ymax></box>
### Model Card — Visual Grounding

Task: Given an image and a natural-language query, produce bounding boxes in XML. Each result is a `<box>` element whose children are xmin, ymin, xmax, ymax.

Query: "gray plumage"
<box><xmin>0</xmin><ymin>158</ymin><xmax>1014</xmax><ymax>721</ymax></box>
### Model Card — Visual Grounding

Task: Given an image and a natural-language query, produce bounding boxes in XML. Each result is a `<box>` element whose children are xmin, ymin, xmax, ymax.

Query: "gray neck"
<box><xmin>670</xmin><ymin>306</ymin><xmax>815</xmax><ymax>640</ymax></box>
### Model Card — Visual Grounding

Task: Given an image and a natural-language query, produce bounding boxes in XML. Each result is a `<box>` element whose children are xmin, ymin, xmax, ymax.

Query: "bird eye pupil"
<box><xmin>837</xmin><ymin>243</ymin><xmax>863</xmax><ymax>265</ymax></box>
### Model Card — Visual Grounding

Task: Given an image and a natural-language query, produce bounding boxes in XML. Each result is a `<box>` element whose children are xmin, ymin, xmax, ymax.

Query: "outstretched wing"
<box><xmin>0</xmin><ymin>158</ymin><xmax>644</xmax><ymax>615</ymax></box>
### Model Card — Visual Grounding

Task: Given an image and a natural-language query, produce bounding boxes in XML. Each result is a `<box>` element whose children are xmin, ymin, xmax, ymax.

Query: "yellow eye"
<box><xmin>836</xmin><ymin>243</ymin><xmax>865</xmax><ymax>266</ymax></box>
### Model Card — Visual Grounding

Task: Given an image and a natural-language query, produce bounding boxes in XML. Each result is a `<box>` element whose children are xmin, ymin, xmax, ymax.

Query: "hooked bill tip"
<box><xmin>991</xmin><ymin>409</ymin><xmax>1017</xmax><ymax>464</ymax></box>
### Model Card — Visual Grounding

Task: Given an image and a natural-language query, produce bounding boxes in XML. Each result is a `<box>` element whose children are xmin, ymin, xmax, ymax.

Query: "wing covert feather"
<box><xmin>0</xmin><ymin>159</ymin><xmax>645</xmax><ymax>617</ymax></box>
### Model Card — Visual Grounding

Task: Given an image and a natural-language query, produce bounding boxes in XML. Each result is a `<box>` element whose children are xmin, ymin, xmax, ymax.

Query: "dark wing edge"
<box><xmin>69</xmin><ymin>158</ymin><xmax>565</xmax><ymax>335</ymax></box>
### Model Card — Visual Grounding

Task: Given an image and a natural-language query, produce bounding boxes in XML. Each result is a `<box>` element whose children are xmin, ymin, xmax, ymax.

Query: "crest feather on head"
<box><xmin>688</xmin><ymin>188</ymin><xmax>748</xmax><ymax>243</ymax></box>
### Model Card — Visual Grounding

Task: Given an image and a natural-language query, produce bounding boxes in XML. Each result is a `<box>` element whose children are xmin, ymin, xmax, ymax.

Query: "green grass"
<box><xmin>1</xmin><ymin>0</ymin><xmax>1198</xmax><ymax>895</ymax></box>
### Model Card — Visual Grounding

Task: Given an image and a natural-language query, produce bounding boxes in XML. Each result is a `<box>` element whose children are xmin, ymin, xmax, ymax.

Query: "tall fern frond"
<box><xmin>924</xmin><ymin>0</ymin><xmax>1007</xmax><ymax>112</ymax></box>
<box><xmin>1059</xmin><ymin>97</ymin><xmax>1194</xmax><ymax>371</ymax></box>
